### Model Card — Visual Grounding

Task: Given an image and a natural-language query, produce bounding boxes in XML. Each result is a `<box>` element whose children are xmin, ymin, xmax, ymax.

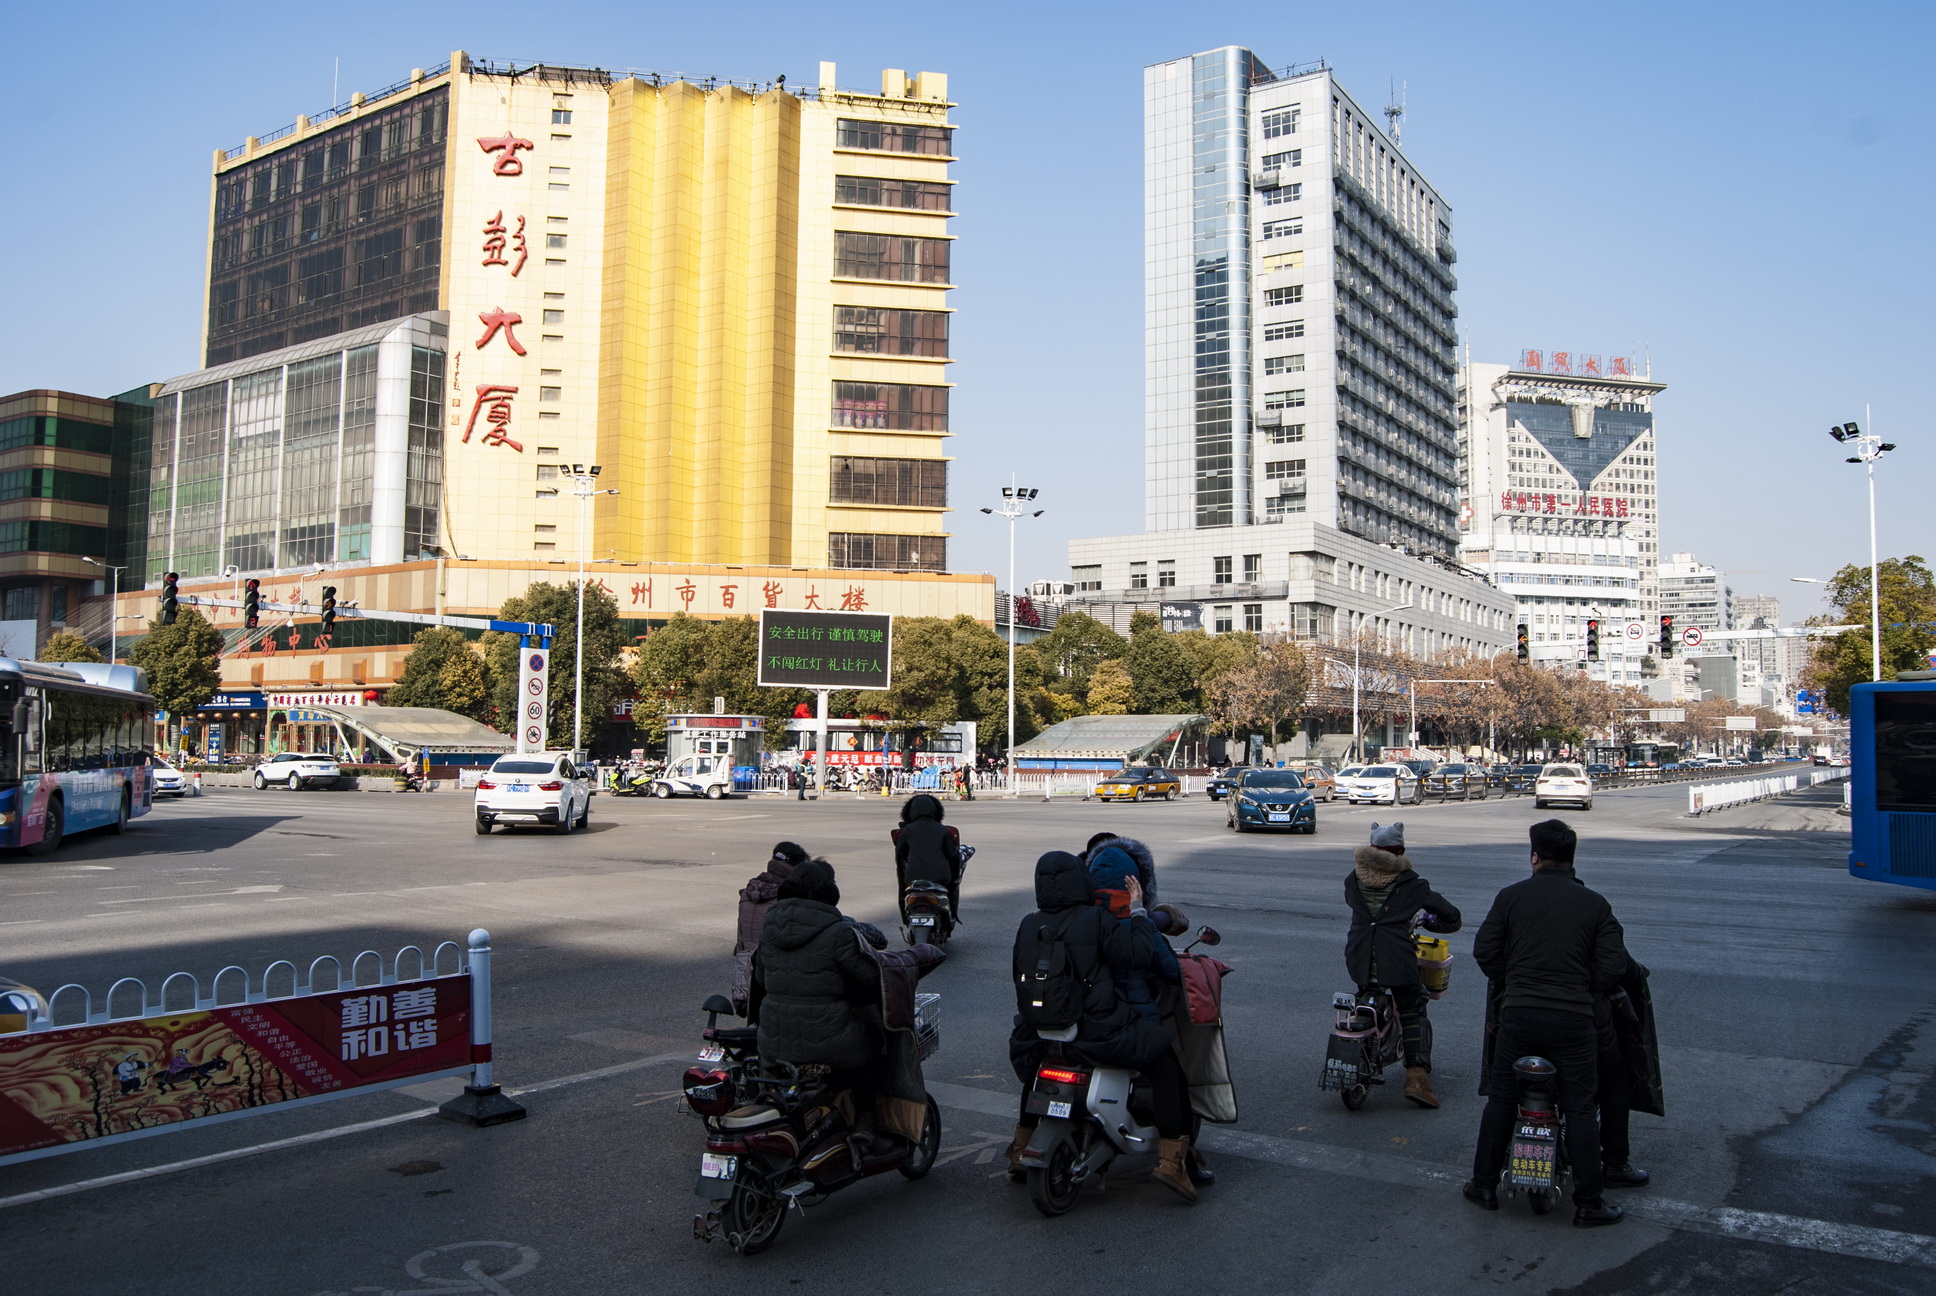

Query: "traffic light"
<box><xmin>1516</xmin><ymin>623</ymin><xmax>1530</xmax><ymax>661</ymax></box>
<box><xmin>320</xmin><ymin>586</ymin><xmax>337</xmax><ymax>636</ymax></box>
<box><xmin>160</xmin><ymin>572</ymin><xmax>179</xmax><ymax>626</ymax></box>
<box><xmin>1659</xmin><ymin>614</ymin><xmax>1674</xmax><ymax>658</ymax></box>
<box><xmin>1585</xmin><ymin>619</ymin><xmax>1601</xmax><ymax>661</ymax></box>
<box><xmin>244</xmin><ymin>578</ymin><xmax>261</xmax><ymax>629</ymax></box>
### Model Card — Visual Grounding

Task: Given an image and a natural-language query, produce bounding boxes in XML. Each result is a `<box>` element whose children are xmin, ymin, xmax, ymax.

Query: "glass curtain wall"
<box><xmin>145</xmin><ymin>397</ymin><xmax>177</xmax><ymax>583</ymax></box>
<box><xmin>1189</xmin><ymin>49</ymin><xmax>1262</xmax><ymax>529</ymax></box>
<box><xmin>172</xmin><ymin>384</ymin><xmax>229</xmax><ymax>577</ymax></box>
<box><xmin>403</xmin><ymin>347</ymin><xmax>445</xmax><ymax>559</ymax></box>
<box><xmin>338</xmin><ymin>346</ymin><xmax>378</xmax><ymax>561</ymax></box>
<box><xmin>223</xmin><ymin>369</ymin><xmax>283</xmax><ymax>571</ymax></box>
<box><xmin>279</xmin><ymin>355</ymin><xmax>343</xmax><ymax>566</ymax></box>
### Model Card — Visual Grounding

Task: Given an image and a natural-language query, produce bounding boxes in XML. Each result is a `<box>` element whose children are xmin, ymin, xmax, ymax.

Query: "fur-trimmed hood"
<box><xmin>1087</xmin><ymin>835</ymin><xmax>1158</xmax><ymax>905</ymax></box>
<box><xmin>1353</xmin><ymin>843</ymin><xmax>1411</xmax><ymax>890</ymax></box>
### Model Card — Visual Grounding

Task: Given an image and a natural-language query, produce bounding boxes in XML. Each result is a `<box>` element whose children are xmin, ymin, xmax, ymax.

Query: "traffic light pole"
<box><xmin>174</xmin><ymin>594</ymin><xmax>554</xmax><ymax>646</ymax></box>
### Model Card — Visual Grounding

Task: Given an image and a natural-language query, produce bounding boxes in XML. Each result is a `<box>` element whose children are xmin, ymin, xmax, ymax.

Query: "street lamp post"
<box><xmin>1341</xmin><ymin>602</ymin><xmax>1411</xmax><ymax>763</ymax></box>
<box><xmin>1828</xmin><ymin>422</ymin><xmax>1895</xmax><ymax>682</ymax></box>
<box><xmin>566</xmin><ymin>465</ymin><xmax>618</xmax><ymax>756</ymax></box>
<box><xmin>81</xmin><ymin>558</ymin><xmax>127</xmax><ymax>663</ymax></box>
<box><xmin>981</xmin><ymin>484</ymin><xmax>1043</xmax><ymax>794</ymax></box>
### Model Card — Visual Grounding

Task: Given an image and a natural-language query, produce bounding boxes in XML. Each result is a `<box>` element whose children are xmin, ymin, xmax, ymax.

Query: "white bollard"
<box><xmin>436</xmin><ymin>927</ymin><xmax>527</xmax><ymax>1127</ymax></box>
<box><xmin>192</xmin><ymin>772</ymin><xmax>203</xmax><ymax>797</ymax></box>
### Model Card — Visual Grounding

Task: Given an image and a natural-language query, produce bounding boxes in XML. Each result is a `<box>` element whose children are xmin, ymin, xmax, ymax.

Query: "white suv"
<box><xmin>253</xmin><ymin>752</ymin><xmax>341</xmax><ymax>790</ymax></box>
<box><xmin>1534</xmin><ymin>763</ymin><xmax>1594</xmax><ymax>810</ymax></box>
<box><xmin>475</xmin><ymin>753</ymin><xmax>592</xmax><ymax>835</ymax></box>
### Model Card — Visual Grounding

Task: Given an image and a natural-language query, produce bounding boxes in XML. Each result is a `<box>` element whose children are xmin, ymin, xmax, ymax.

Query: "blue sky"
<box><xmin>5</xmin><ymin>1</ymin><xmax>1929</xmax><ymax>619</ymax></box>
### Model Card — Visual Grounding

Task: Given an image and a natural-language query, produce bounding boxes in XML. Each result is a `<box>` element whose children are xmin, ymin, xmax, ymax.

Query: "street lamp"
<box><xmin>566</xmin><ymin>465</ymin><xmax>619</xmax><ymax>757</ymax></box>
<box><xmin>1828</xmin><ymin>421</ymin><xmax>1895</xmax><ymax>682</ymax></box>
<box><xmin>1337</xmin><ymin>602</ymin><xmax>1412</xmax><ymax>763</ymax></box>
<box><xmin>81</xmin><ymin>558</ymin><xmax>127</xmax><ymax>663</ymax></box>
<box><xmin>981</xmin><ymin>483</ymin><xmax>1043</xmax><ymax>793</ymax></box>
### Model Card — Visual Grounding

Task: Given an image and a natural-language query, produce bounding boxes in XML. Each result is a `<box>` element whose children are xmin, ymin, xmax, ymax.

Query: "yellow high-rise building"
<box><xmin>166</xmin><ymin>52</ymin><xmax>959</xmax><ymax>589</ymax></box>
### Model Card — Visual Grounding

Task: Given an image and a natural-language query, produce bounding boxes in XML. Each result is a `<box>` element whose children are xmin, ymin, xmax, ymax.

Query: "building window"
<box><xmin>551</xmin><ymin>109</ymin><xmax>572</xmax><ymax>124</ymax></box>
<box><xmin>831</xmin><ymin>381</ymin><xmax>948</xmax><ymax>431</ymax></box>
<box><xmin>1263</xmin><ymin>321</ymin><xmax>1304</xmax><ymax>341</ymax></box>
<box><xmin>1243</xmin><ymin>604</ymin><xmax>1263</xmax><ymax>633</ymax></box>
<box><xmin>835</xmin><ymin>232</ymin><xmax>951</xmax><ymax>283</ymax></box>
<box><xmin>836</xmin><ymin>119</ymin><xmax>953</xmax><ymax>155</ymax></box>
<box><xmin>548</xmin><ymin>182</ymin><xmax>568</xmax><ymax>192</ymax></box>
<box><xmin>543</xmin><ymin>309</ymin><xmax>564</xmax><ymax>324</ymax></box>
<box><xmin>1260</xmin><ymin>108</ymin><xmax>1300</xmax><ymax>139</ymax></box>
<box><xmin>833</xmin><ymin>306</ymin><xmax>949</xmax><ymax>357</ymax></box>
<box><xmin>1129</xmin><ymin>561</ymin><xmax>1148</xmax><ymax>590</ymax></box>
<box><xmin>1266</xmin><ymin>423</ymin><xmax>1306</xmax><ymax>444</ymax></box>
<box><xmin>1264</xmin><ymin>285</ymin><xmax>1303</xmax><ymax>306</ymax></box>
<box><xmin>829</xmin><ymin>456</ymin><xmax>947</xmax><ymax>507</ymax></box>
<box><xmin>1261</xmin><ymin>218</ymin><xmax>1302</xmax><ymax>239</ymax></box>
<box><xmin>1263</xmin><ymin>389</ymin><xmax>1306</xmax><ymax>409</ymax></box>
<box><xmin>1292</xmin><ymin>602</ymin><xmax>1335</xmax><ymax>638</ymax></box>
<box><xmin>539</xmin><ymin>386</ymin><xmax>562</xmax><ymax>402</ymax></box>
<box><xmin>1072</xmin><ymin>565</ymin><xmax>1101</xmax><ymax>592</ymax></box>
<box><xmin>1265</xmin><ymin>458</ymin><xmax>1306</xmax><ymax>481</ymax></box>
<box><xmin>1264</xmin><ymin>495</ymin><xmax>1306</xmax><ymax>516</ymax></box>
<box><xmin>1157</xmin><ymin>560</ymin><xmax>1176</xmax><ymax>588</ymax></box>
<box><xmin>545</xmin><ymin>233</ymin><xmax>566</xmax><ymax>249</ymax></box>
<box><xmin>1260</xmin><ymin>184</ymin><xmax>1302</xmax><ymax>206</ymax></box>
<box><xmin>1261</xmin><ymin>149</ymin><xmax>1302</xmax><ymax>169</ymax></box>
<box><xmin>834</xmin><ymin>175</ymin><xmax>952</xmax><ymax>210</ymax></box>
<box><xmin>548</xmin><ymin>169</ymin><xmax>570</xmax><ymax>179</ymax></box>
<box><xmin>536</xmin><ymin>465</ymin><xmax>558</xmax><ymax>480</ymax></box>
<box><xmin>1242</xmin><ymin>554</ymin><xmax>1262</xmax><ymax>583</ymax></box>
<box><xmin>828</xmin><ymin>532</ymin><xmax>946</xmax><ymax>572</ymax></box>
<box><xmin>1262</xmin><ymin>355</ymin><xmax>1305</xmax><ymax>375</ymax></box>
<box><xmin>1213</xmin><ymin>605</ymin><xmax>1234</xmax><ymax>634</ymax></box>
<box><xmin>1213</xmin><ymin>556</ymin><xmax>1233</xmax><ymax>585</ymax></box>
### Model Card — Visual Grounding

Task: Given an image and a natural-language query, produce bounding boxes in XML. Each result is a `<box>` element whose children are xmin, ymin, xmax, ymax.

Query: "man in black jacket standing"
<box><xmin>1464</xmin><ymin>819</ymin><xmax>1631</xmax><ymax>1227</ymax></box>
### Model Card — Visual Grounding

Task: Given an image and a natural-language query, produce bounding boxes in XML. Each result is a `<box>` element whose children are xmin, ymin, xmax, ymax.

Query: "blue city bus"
<box><xmin>1848</xmin><ymin>676</ymin><xmax>1936</xmax><ymax>889</ymax></box>
<box><xmin>0</xmin><ymin>659</ymin><xmax>156</xmax><ymax>853</ymax></box>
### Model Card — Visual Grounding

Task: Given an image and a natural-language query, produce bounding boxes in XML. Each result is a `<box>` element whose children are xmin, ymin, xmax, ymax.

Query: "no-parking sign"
<box><xmin>1681</xmin><ymin>626</ymin><xmax>1704</xmax><ymax>649</ymax></box>
<box><xmin>517</xmin><ymin>647</ymin><xmax>550</xmax><ymax>752</ymax></box>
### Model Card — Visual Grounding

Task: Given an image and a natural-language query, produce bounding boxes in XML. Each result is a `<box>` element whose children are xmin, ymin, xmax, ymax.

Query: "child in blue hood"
<box><xmin>1088</xmin><ymin>845</ymin><xmax>1180</xmax><ymax>1023</ymax></box>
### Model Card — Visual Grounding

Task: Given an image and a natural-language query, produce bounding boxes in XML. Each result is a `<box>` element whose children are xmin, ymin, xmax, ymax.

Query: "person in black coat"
<box><xmin>1463</xmin><ymin>819</ymin><xmax>1634</xmax><ymax>1228</ymax></box>
<box><xmin>1006</xmin><ymin>850</ymin><xmax>1197</xmax><ymax>1201</ymax></box>
<box><xmin>1345</xmin><ymin>821</ymin><xmax>1461</xmax><ymax>1109</ymax></box>
<box><xmin>750</xmin><ymin>860</ymin><xmax>894</xmax><ymax>1145</ymax></box>
<box><xmin>893</xmin><ymin>794</ymin><xmax>963</xmax><ymax>920</ymax></box>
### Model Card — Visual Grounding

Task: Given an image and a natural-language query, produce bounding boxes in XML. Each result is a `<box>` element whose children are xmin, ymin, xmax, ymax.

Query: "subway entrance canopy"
<box><xmin>300</xmin><ymin>705</ymin><xmax>515</xmax><ymax>766</ymax></box>
<box><xmin>1012</xmin><ymin>714</ymin><xmax>1209</xmax><ymax>771</ymax></box>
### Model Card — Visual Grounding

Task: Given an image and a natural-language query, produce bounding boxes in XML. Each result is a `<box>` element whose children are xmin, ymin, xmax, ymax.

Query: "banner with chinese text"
<box><xmin>0</xmin><ymin>975</ymin><xmax>469</xmax><ymax>1163</ymax></box>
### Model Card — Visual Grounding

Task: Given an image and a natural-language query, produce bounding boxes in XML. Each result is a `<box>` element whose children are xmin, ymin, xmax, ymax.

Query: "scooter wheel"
<box><xmin>1342</xmin><ymin>1083</ymin><xmax>1369</xmax><ymax>1111</ymax></box>
<box><xmin>898</xmin><ymin>1095</ymin><xmax>942</xmax><ymax>1180</ymax></box>
<box><xmin>1028</xmin><ymin>1136</ymin><xmax>1082</xmax><ymax>1217</ymax></box>
<box><xmin>911</xmin><ymin>926</ymin><xmax>930</xmax><ymax>946</ymax></box>
<box><xmin>1528</xmin><ymin>1189</ymin><xmax>1553</xmax><ymax>1216</ymax></box>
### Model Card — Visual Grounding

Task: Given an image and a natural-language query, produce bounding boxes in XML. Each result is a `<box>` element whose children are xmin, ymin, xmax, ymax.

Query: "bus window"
<box><xmin>1876</xmin><ymin>692</ymin><xmax>1936</xmax><ymax>813</ymax></box>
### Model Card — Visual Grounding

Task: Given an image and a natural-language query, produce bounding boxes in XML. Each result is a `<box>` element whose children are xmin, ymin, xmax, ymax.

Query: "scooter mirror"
<box><xmin>1196</xmin><ymin>926</ymin><xmax>1222</xmax><ymax>946</ymax></box>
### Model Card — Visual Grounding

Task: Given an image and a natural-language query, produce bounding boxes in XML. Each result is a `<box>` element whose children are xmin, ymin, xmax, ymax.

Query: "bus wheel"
<box><xmin>109</xmin><ymin>790</ymin><xmax>130</xmax><ymax>835</ymax></box>
<box><xmin>27</xmin><ymin>799</ymin><xmax>63</xmax><ymax>856</ymax></box>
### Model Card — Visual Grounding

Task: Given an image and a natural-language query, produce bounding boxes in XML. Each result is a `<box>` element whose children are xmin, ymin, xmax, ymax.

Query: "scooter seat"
<box><xmin>705</xmin><ymin>1026</ymin><xmax>758</xmax><ymax>1046</ymax></box>
<box><xmin>718</xmin><ymin>1105</ymin><xmax>780</xmax><ymax>1130</ymax></box>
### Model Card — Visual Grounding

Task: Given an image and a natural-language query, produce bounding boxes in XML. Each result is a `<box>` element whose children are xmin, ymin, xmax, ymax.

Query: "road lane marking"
<box><xmin>922</xmin><ymin>1081</ymin><xmax>1936</xmax><ymax>1268</ymax></box>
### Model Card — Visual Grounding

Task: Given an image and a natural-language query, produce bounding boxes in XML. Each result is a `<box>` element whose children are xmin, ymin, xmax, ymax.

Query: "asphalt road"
<box><xmin>3</xmin><ymin>769</ymin><xmax>1933</xmax><ymax>1295</ymax></box>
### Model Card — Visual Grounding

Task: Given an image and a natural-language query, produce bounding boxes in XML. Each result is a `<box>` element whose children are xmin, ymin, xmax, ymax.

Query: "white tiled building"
<box><xmin>1072</xmin><ymin>46</ymin><xmax>1510</xmax><ymax>655</ymax></box>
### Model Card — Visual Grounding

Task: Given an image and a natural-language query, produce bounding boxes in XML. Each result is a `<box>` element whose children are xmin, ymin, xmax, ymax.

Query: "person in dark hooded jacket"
<box><xmin>893</xmin><ymin>793</ymin><xmax>964</xmax><ymax>920</ymax></box>
<box><xmin>731</xmin><ymin>841</ymin><xmax>810</xmax><ymax>1012</ymax></box>
<box><xmin>1082</xmin><ymin>832</ymin><xmax>1158</xmax><ymax>906</ymax></box>
<box><xmin>1088</xmin><ymin>845</ymin><xmax>1180</xmax><ymax>1023</ymax></box>
<box><xmin>1006</xmin><ymin>850</ymin><xmax>1198</xmax><ymax>1202</ymax></box>
<box><xmin>1346</xmin><ymin>821</ymin><xmax>1461</xmax><ymax>1110</ymax></box>
<box><xmin>751</xmin><ymin>860</ymin><xmax>895</xmax><ymax>1146</ymax></box>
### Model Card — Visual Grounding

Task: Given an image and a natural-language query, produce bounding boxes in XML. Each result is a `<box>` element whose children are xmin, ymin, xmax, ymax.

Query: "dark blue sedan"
<box><xmin>1226</xmin><ymin>769</ymin><xmax>1317</xmax><ymax>834</ymax></box>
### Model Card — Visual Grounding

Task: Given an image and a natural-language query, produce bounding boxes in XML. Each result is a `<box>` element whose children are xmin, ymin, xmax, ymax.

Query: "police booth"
<box><xmin>663</xmin><ymin>714</ymin><xmax>765</xmax><ymax>768</ymax></box>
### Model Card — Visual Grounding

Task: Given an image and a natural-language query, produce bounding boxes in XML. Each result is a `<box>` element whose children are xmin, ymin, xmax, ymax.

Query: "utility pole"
<box><xmin>981</xmin><ymin>483</ymin><xmax>1042</xmax><ymax>793</ymax></box>
<box><xmin>1828</xmin><ymin>420</ymin><xmax>1895</xmax><ymax>682</ymax></box>
<box><xmin>566</xmin><ymin>465</ymin><xmax>617</xmax><ymax>756</ymax></box>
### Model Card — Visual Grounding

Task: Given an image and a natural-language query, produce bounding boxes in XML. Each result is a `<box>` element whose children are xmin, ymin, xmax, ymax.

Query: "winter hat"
<box><xmin>1369</xmin><ymin>821</ymin><xmax>1406</xmax><ymax>852</ymax></box>
<box><xmin>778</xmin><ymin>859</ymin><xmax>840</xmax><ymax>905</ymax></box>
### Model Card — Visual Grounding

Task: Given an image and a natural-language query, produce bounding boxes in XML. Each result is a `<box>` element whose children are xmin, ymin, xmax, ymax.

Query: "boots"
<box><xmin>1153</xmin><ymin>1136</ymin><xmax>1198</xmax><ymax>1203</ymax></box>
<box><xmin>1403</xmin><ymin>1067</ymin><xmax>1440</xmax><ymax>1109</ymax></box>
<box><xmin>1005</xmin><ymin>1124</ymin><xmax>1030</xmax><ymax>1183</ymax></box>
<box><xmin>1187</xmin><ymin>1144</ymin><xmax>1216</xmax><ymax>1187</ymax></box>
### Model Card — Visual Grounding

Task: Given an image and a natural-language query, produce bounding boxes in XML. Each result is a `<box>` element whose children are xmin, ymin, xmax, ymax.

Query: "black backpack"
<box><xmin>1016</xmin><ymin>909</ymin><xmax>1101</xmax><ymax>1032</ymax></box>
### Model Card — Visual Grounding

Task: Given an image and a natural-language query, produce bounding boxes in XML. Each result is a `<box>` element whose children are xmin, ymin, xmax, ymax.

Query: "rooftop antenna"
<box><xmin>332</xmin><ymin>58</ymin><xmax>339</xmax><ymax>106</ymax></box>
<box><xmin>1385</xmin><ymin>80</ymin><xmax>1406</xmax><ymax>145</ymax></box>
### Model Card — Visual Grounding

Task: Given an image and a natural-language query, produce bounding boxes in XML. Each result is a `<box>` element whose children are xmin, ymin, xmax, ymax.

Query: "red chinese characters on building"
<box><xmin>838</xmin><ymin>586</ymin><xmax>867</xmax><ymax>611</ymax></box>
<box><xmin>476</xmin><ymin>308</ymin><xmax>527</xmax><ymax>356</ymax></box>
<box><xmin>1609</xmin><ymin>356</ymin><xmax>1632</xmax><ymax>377</ymax></box>
<box><xmin>803</xmin><ymin>586</ymin><xmax>823</xmax><ymax>610</ymax></box>
<box><xmin>1518</xmin><ymin>349</ymin><xmax>1543</xmax><ymax>372</ymax></box>
<box><xmin>1548</xmin><ymin>352</ymin><xmax>1572</xmax><ymax>375</ymax></box>
<box><xmin>476</xmin><ymin>134</ymin><xmax>534</xmax><ymax>176</ymax></box>
<box><xmin>481</xmin><ymin>212</ymin><xmax>528</xmax><ymax>277</ymax></box>
<box><xmin>761</xmin><ymin>581</ymin><xmax>782</xmax><ymax>608</ymax></box>
<box><xmin>630</xmin><ymin>580</ymin><xmax>652</xmax><ymax>607</ymax></box>
<box><xmin>676</xmin><ymin>580</ymin><xmax>697</xmax><ymax>610</ymax></box>
<box><xmin>1580</xmin><ymin>354</ymin><xmax>1603</xmax><ymax>378</ymax></box>
<box><xmin>719</xmin><ymin>584</ymin><xmax>737</xmax><ymax>609</ymax></box>
<box><xmin>462</xmin><ymin>385</ymin><xmax>523</xmax><ymax>452</ymax></box>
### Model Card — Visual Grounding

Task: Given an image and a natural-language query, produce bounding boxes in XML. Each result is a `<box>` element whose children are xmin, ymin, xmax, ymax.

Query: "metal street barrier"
<box><xmin>0</xmin><ymin>929</ymin><xmax>522</xmax><ymax>1169</ymax></box>
<box><xmin>1687</xmin><ymin>768</ymin><xmax>1848</xmax><ymax>816</ymax></box>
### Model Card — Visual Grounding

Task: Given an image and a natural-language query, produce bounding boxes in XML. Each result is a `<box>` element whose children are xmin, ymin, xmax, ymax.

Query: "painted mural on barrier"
<box><xmin>0</xmin><ymin>975</ymin><xmax>469</xmax><ymax>1160</ymax></box>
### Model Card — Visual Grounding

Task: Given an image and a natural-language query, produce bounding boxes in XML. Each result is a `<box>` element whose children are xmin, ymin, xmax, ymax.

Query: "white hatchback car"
<box><xmin>151</xmin><ymin>760</ymin><xmax>189</xmax><ymax>798</ymax></box>
<box><xmin>475</xmin><ymin>753</ymin><xmax>592</xmax><ymax>834</ymax></box>
<box><xmin>253</xmin><ymin>752</ymin><xmax>341</xmax><ymax>790</ymax></box>
<box><xmin>1534</xmin><ymin>763</ymin><xmax>1594</xmax><ymax>810</ymax></box>
<box><xmin>1337</xmin><ymin>763</ymin><xmax>1422</xmax><ymax>805</ymax></box>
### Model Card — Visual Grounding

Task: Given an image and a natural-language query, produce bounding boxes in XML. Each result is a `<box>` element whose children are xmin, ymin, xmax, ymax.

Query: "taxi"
<box><xmin>1093</xmin><ymin>766</ymin><xmax>1181</xmax><ymax>802</ymax></box>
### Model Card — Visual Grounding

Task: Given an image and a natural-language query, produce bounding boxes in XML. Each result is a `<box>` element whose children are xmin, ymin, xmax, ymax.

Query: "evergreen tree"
<box><xmin>487</xmin><ymin>582</ymin><xmax>629</xmax><ymax>749</ymax></box>
<box><xmin>387</xmin><ymin>628</ymin><xmax>492</xmax><ymax>719</ymax></box>
<box><xmin>40</xmin><ymin>630</ymin><xmax>100</xmax><ymax>664</ymax></box>
<box><xmin>128</xmin><ymin>610</ymin><xmax>223</xmax><ymax>726</ymax></box>
<box><xmin>1087</xmin><ymin>660</ymin><xmax>1135</xmax><ymax>715</ymax></box>
<box><xmin>1122</xmin><ymin>610</ymin><xmax>1195</xmax><ymax>714</ymax></box>
<box><xmin>1808</xmin><ymin>556</ymin><xmax>1936</xmax><ymax>713</ymax></box>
